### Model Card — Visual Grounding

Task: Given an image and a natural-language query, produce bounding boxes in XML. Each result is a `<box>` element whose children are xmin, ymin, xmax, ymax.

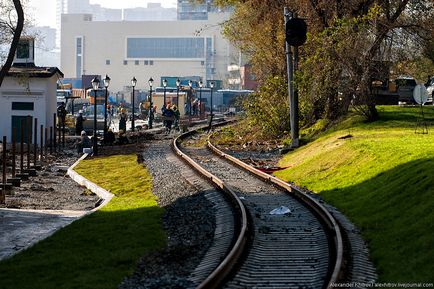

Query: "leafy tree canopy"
<box><xmin>200</xmin><ymin>0</ymin><xmax>434</xmax><ymax>128</ymax></box>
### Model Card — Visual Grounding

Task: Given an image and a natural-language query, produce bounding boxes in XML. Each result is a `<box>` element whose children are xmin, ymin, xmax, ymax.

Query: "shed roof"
<box><xmin>4</xmin><ymin>63</ymin><xmax>64</xmax><ymax>78</ymax></box>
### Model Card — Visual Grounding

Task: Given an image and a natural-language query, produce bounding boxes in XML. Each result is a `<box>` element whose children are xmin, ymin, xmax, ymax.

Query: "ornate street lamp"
<box><xmin>176</xmin><ymin>78</ymin><xmax>180</xmax><ymax>108</ymax></box>
<box><xmin>209</xmin><ymin>81</ymin><xmax>214</xmax><ymax>127</ymax></box>
<box><xmin>198</xmin><ymin>80</ymin><xmax>203</xmax><ymax>119</ymax></box>
<box><xmin>103</xmin><ymin>74</ymin><xmax>110</xmax><ymax>139</ymax></box>
<box><xmin>163</xmin><ymin>78</ymin><xmax>167</xmax><ymax>109</ymax></box>
<box><xmin>188</xmin><ymin>80</ymin><xmax>193</xmax><ymax>119</ymax></box>
<box><xmin>91</xmin><ymin>77</ymin><xmax>100</xmax><ymax>155</ymax></box>
<box><xmin>131</xmin><ymin>77</ymin><xmax>137</xmax><ymax>131</ymax></box>
<box><xmin>148</xmin><ymin>77</ymin><xmax>154</xmax><ymax>129</ymax></box>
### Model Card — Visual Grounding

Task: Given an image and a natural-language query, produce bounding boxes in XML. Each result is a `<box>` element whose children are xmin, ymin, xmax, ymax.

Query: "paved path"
<box><xmin>0</xmin><ymin>208</ymin><xmax>87</xmax><ymax>261</ymax></box>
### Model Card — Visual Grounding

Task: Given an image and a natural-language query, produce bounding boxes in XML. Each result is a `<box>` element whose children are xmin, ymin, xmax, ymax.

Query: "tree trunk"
<box><xmin>0</xmin><ymin>0</ymin><xmax>24</xmax><ymax>87</ymax></box>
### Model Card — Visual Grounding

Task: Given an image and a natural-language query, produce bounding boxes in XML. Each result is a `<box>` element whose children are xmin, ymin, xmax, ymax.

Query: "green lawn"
<box><xmin>275</xmin><ymin>106</ymin><xmax>434</xmax><ymax>282</ymax></box>
<box><xmin>0</xmin><ymin>155</ymin><xmax>165</xmax><ymax>289</ymax></box>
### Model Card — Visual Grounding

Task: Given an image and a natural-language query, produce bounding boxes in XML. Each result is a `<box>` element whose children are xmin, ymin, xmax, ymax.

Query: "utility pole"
<box><xmin>284</xmin><ymin>7</ymin><xmax>297</xmax><ymax>148</ymax></box>
<box><xmin>284</xmin><ymin>8</ymin><xmax>307</xmax><ymax>148</ymax></box>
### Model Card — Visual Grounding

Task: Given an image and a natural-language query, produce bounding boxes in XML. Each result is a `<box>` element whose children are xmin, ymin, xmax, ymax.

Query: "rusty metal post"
<box><xmin>53</xmin><ymin>113</ymin><xmax>57</xmax><ymax>152</ymax></box>
<box><xmin>1</xmin><ymin>136</ymin><xmax>6</xmax><ymax>203</ymax></box>
<box><xmin>26</xmin><ymin>116</ymin><xmax>31</xmax><ymax>169</ymax></box>
<box><xmin>40</xmin><ymin>125</ymin><xmax>43</xmax><ymax>161</ymax></box>
<box><xmin>20</xmin><ymin>119</ymin><xmax>24</xmax><ymax>173</ymax></box>
<box><xmin>62</xmin><ymin>118</ymin><xmax>65</xmax><ymax>148</ymax></box>
<box><xmin>44</xmin><ymin>127</ymin><xmax>48</xmax><ymax>157</ymax></box>
<box><xmin>34</xmin><ymin>118</ymin><xmax>38</xmax><ymax>166</ymax></box>
<box><xmin>8</xmin><ymin>128</ymin><xmax>21</xmax><ymax>187</ymax></box>
<box><xmin>2</xmin><ymin>136</ymin><xmax>6</xmax><ymax>186</ymax></box>
<box><xmin>12</xmin><ymin>128</ymin><xmax>16</xmax><ymax>178</ymax></box>
<box><xmin>49</xmin><ymin>126</ymin><xmax>53</xmax><ymax>154</ymax></box>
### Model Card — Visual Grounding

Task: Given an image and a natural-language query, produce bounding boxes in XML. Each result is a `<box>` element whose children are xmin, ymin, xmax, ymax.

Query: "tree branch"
<box><xmin>0</xmin><ymin>0</ymin><xmax>24</xmax><ymax>87</ymax></box>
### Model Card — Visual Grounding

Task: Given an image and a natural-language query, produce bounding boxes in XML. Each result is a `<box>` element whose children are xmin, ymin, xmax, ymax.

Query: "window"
<box><xmin>206</xmin><ymin>38</ymin><xmax>213</xmax><ymax>56</ymax></box>
<box><xmin>149</xmin><ymin>60</ymin><xmax>154</xmax><ymax>65</ymax></box>
<box><xmin>201</xmin><ymin>61</ymin><xmax>205</xmax><ymax>66</ymax></box>
<box><xmin>17</xmin><ymin>41</ymin><xmax>30</xmax><ymax>58</ymax></box>
<box><xmin>144</xmin><ymin>60</ymin><xmax>149</xmax><ymax>65</ymax></box>
<box><xmin>127</xmin><ymin>37</ymin><xmax>205</xmax><ymax>59</ymax></box>
<box><xmin>12</xmin><ymin>102</ymin><xmax>34</xmax><ymax>110</ymax></box>
<box><xmin>123</xmin><ymin>60</ymin><xmax>128</xmax><ymax>65</ymax></box>
<box><xmin>75</xmin><ymin>37</ymin><xmax>83</xmax><ymax>78</ymax></box>
<box><xmin>106</xmin><ymin>59</ymin><xmax>111</xmax><ymax>65</ymax></box>
<box><xmin>135</xmin><ymin>60</ymin><xmax>139</xmax><ymax>65</ymax></box>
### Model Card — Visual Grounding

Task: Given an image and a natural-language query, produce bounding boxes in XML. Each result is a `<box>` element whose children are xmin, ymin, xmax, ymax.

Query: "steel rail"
<box><xmin>172</xmin><ymin>127</ymin><xmax>249</xmax><ymax>289</ymax></box>
<box><xmin>207</xmin><ymin>140</ymin><xmax>344</xmax><ymax>289</ymax></box>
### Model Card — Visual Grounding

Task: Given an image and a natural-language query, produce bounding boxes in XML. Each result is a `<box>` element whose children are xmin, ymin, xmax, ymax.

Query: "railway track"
<box><xmin>173</xmin><ymin>126</ymin><xmax>344</xmax><ymax>289</ymax></box>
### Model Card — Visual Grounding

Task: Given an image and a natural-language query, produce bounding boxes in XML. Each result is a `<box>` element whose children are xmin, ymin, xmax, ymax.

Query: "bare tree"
<box><xmin>0</xmin><ymin>0</ymin><xmax>24</xmax><ymax>87</ymax></box>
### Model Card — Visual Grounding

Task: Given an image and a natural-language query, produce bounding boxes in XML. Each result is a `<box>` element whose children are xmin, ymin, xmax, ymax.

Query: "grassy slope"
<box><xmin>275</xmin><ymin>106</ymin><xmax>434</xmax><ymax>282</ymax></box>
<box><xmin>0</xmin><ymin>155</ymin><xmax>165</xmax><ymax>289</ymax></box>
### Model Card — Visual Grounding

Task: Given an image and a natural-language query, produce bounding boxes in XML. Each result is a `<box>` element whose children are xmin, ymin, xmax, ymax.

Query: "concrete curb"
<box><xmin>67</xmin><ymin>153</ymin><xmax>114</xmax><ymax>213</ymax></box>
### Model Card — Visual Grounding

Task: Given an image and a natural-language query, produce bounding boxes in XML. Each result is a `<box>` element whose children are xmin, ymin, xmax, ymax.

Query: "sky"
<box><xmin>28</xmin><ymin>0</ymin><xmax>177</xmax><ymax>28</ymax></box>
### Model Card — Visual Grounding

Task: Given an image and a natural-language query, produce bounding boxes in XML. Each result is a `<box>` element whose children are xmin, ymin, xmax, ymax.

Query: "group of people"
<box><xmin>75</xmin><ymin>108</ymin><xmax>130</xmax><ymax>154</ymax></box>
<box><xmin>74</xmin><ymin>102</ymin><xmax>183</xmax><ymax>154</ymax></box>
<box><xmin>162</xmin><ymin>103</ymin><xmax>180</xmax><ymax>133</ymax></box>
<box><xmin>76</xmin><ymin>128</ymin><xmax>129</xmax><ymax>154</ymax></box>
<box><xmin>184</xmin><ymin>99</ymin><xmax>202</xmax><ymax>116</ymax></box>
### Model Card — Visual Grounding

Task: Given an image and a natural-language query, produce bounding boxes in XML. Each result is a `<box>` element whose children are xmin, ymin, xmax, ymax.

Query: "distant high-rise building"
<box><xmin>66</xmin><ymin>0</ymin><xmax>91</xmax><ymax>13</ymax></box>
<box><xmin>91</xmin><ymin>5</ymin><xmax>122</xmax><ymax>21</ymax></box>
<box><xmin>29</xmin><ymin>26</ymin><xmax>56</xmax><ymax>50</ymax></box>
<box><xmin>123</xmin><ymin>3</ymin><xmax>176</xmax><ymax>21</ymax></box>
<box><xmin>177</xmin><ymin>0</ymin><xmax>208</xmax><ymax>20</ymax></box>
<box><xmin>28</xmin><ymin>26</ymin><xmax>59</xmax><ymax>67</ymax></box>
<box><xmin>176</xmin><ymin>0</ymin><xmax>231</xmax><ymax>20</ymax></box>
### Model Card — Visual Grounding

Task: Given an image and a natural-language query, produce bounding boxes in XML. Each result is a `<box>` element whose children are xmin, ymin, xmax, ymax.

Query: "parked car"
<box><xmin>426</xmin><ymin>77</ymin><xmax>434</xmax><ymax>104</ymax></box>
<box><xmin>395</xmin><ymin>77</ymin><xmax>417</xmax><ymax>104</ymax></box>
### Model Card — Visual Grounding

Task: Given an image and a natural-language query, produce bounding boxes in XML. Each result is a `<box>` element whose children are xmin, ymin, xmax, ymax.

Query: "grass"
<box><xmin>274</xmin><ymin>105</ymin><xmax>434</xmax><ymax>282</ymax></box>
<box><xmin>0</xmin><ymin>154</ymin><xmax>165</xmax><ymax>289</ymax></box>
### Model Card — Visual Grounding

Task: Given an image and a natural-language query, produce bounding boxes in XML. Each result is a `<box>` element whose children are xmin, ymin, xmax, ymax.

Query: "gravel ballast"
<box><xmin>118</xmin><ymin>136</ymin><xmax>216</xmax><ymax>289</ymax></box>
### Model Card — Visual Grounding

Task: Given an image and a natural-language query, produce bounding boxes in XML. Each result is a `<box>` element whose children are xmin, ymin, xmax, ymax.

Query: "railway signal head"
<box><xmin>285</xmin><ymin>18</ymin><xmax>307</xmax><ymax>47</ymax></box>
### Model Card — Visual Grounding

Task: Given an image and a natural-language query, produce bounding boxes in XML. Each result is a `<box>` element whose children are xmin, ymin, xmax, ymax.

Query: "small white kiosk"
<box><xmin>0</xmin><ymin>38</ymin><xmax>63</xmax><ymax>144</ymax></box>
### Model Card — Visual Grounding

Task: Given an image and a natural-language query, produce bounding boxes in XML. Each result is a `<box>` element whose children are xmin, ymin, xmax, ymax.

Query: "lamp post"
<box><xmin>91</xmin><ymin>77</ymin><xmax>100</xmax><ymax>155</ymax></box>
<box><xmin>209</xmin><ymin>81</ymin><xmax>214</xmax><ymax>123</ymax></box>
<box><xmin>131</xmin><ymin>77</ymin><xmax>137</xmax><ymax>131</ymax></box>
<box><xmin>103</xmin><ymin>74</ymin><xmax>110</xmax><ymax>139</ymax></box>
<box><xmin>163</xmin><ymin>79</ymin><xmax>167</xmax><ymax>109</ymax></box>
<box><xmin>176</xmin><ymin>78</ymin><xmax>180</xmax><ymax>108</ymax></box>
<box><xmin>198</xmin><ymin>80</ymin><xmax>203</xmax><ymax>119</ymax></box>
<box><xmin>148</xmin><ymin>77</ymin><xmax>154</xmax><ymax>129</ymax></box>
<box><xmin>188</xmin><ymin>80</ymin><xmax>193</xmax><ymax>120</ymax></box>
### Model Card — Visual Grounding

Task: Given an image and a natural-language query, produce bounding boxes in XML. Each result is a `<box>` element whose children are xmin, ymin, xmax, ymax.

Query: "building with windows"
<box><xmin>60</xmin><ymin>12</ymin><xmax>237</xmax><ymax>93</ymax></box>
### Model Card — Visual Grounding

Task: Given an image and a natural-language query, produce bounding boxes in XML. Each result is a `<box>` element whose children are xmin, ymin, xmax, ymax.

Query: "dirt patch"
<box><xmin>1</xmin><ymin>149</ymin><xmax>100</xmax><ymax>210</ymax></box>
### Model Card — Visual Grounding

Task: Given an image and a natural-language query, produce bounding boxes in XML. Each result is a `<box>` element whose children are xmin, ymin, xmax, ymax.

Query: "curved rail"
<box><xmin>172</xmin><ymin>127</ymin><xmax>249</xmax><ymax>289</ymax></box>
<box><xmin>207</xmin><ymin>140</ymin><xmax>344</xmax><ymax>288</ymax></box>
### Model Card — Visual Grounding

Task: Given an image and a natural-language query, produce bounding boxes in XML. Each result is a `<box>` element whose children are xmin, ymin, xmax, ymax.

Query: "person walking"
<box><xmin>57</xmin><ymin>102</ymin><xmax>67</xmax><ymax>125</ymax></box>
<box><xmin>172</xmin><ymin>104</ymin><xmax>180</xmax><ymax>131</ymax></box>
<box><xmin>119</xmin><ymin>108</ymin><xmax>127</xmax><ymax>132</ymax></box>
<box><xmin>162</xmin><ymin>104</ymin><xmax>175</xmax><ymax>134</ymax></box>
<box><xmin>75</xmin><ymin>110</ymin><xmax>85</xmax><ymax>136</ymax></box>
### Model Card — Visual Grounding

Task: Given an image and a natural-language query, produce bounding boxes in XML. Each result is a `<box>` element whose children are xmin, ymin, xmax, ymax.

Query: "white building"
<box><xmin>0</xmin><ymin>38</ymin><xmax>63</xmax><ymax>145</ymax></box>
<box><xmin>60</xmin><ymin>12</ymin><xmax>237</xmax><ymax>93</ymax></box>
